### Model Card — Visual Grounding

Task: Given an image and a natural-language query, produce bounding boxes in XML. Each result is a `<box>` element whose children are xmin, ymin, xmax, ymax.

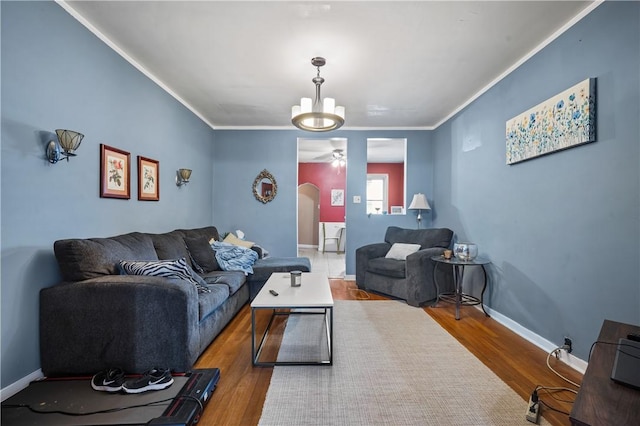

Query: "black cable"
<box><xmin>1</xmin><ymin>397</ymin><xmax>173</xmax><ymax>416</ymax></box>
<box><xmin>588</xmin><ymin>340</ymin><xmax>640</xmax><ymax>362</ymax></box>
<box><xmin>538</xmin><ymin>398</ymin><xmax>571</xmax><ymax>416</ymax></box>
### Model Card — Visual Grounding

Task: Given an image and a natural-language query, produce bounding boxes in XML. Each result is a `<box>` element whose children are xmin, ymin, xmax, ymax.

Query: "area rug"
<box><xmin>259</xmin><ymin>300</ymin><xmax>550</xmax><ymax>425</ymax></box>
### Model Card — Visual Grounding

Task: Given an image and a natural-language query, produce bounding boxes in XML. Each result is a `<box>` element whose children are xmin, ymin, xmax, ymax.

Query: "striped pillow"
<box><xmin>119</xmin><ymin>258</ymin><xmax>211</xmax><ymax>294</ymax></box>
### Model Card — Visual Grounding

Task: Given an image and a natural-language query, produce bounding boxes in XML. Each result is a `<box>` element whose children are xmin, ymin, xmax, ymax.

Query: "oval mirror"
<box><xmin>253</xmin><ymin>169</ymin><xmax>277</xmax><ymax>203</ymax></box>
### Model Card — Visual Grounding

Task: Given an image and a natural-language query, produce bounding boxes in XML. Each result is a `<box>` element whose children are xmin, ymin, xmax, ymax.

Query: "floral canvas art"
<box><xmin>100</xmin><ymin>144</ymin><xmax>130</xmax><ymax>199</ymax></box>
<box><xmin>506</xmin><ymin>78</ymin><xmax>596</xmax><ymax>165</ymax></box>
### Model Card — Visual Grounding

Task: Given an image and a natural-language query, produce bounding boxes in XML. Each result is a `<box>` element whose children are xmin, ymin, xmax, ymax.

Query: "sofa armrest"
<box><xmin>355</xmin><ymin>242</ymin><xmax>391</xmax><ymax>287</ymax></box>
<box><xmin>404</xmin><ymin>247</ymin><xmax>453</xmax><ymax>305</ymax></box>
<box><xmin>40</xmin><ymin>275</ymin><xmax>200</xmax><ymax>376</ymax></box>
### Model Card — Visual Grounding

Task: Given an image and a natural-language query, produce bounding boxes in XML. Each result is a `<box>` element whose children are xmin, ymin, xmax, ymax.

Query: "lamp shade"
<box><xmin>408</xmin><ymin>193</ymin><xmax>431</xmax><ymax>210</ymax></box>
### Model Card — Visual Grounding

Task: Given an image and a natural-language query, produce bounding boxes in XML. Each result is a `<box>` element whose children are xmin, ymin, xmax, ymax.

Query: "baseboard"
<box><xmin>1</xmin><ymin>369</ymin><xmax>44</xmax><ymax>402</ymax></box>
<box><xmin>298</xmin><ymin>244</ymin><xmax>317</xmax><ymax>249</ymax></box>
<box><xmin>344</xmin><ymin>274</ymin><xmax>356</xmax><ymax>281</ymax></box>
<box><xmin>483</xmin><ymin>305</ymin><xmax>588</xmax><ymax>374</ymax></box>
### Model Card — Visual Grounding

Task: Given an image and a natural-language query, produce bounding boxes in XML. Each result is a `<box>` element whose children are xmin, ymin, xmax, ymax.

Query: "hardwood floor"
<box><xmin>194</xmin><ymin>279</ymin><xmax>583</xmax><ymax>426</ymax></box>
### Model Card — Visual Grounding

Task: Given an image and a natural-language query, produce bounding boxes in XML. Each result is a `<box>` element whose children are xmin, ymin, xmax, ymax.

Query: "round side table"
<box><xmin>431</xmin><ymin>255</ymin><xmax>490</xmax><ymax>320</ymax></box>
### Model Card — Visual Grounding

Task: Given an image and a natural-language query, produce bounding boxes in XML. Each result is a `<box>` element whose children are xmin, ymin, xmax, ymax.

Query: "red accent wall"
<box><xmin>298</xmin><ymin>163</ymin><xmax>346</xmax><ymax>222</ymax></box>
<box><xmin>367</xmin><ymin>163</ymin><xmax>405</xmax><ymax>212</ymax></box>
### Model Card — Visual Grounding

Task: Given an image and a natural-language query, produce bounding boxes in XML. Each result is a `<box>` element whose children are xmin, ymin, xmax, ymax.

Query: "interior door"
<box><xmin>297</xmin><ymin>183</ymin><xmax>319</xmax><ymax>247</ymax></box>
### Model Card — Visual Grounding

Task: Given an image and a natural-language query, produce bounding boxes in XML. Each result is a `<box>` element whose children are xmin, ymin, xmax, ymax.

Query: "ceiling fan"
<box><xmin>330</xmin><ymin>149</ymin><xmax>346</xmax><ymax>167</ymax></box>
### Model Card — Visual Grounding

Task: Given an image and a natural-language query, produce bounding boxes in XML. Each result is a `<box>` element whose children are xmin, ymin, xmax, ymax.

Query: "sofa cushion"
<box><xmin>185</xmin><ymin>236</ymin><xmax>220</xmax><ymax>272</ymax></box>
<box><xmin>385</xmin><ymin>226</ymin><xmax>453</xmax><ymax>249</ymax></box>
<box><xmin>385</xmin><ymin>243</ymin><xmax>421</xmax><ymax>260</ymax></box>
<box><xmin>223</xmin><ymin>232</ymin><xmax>255</xmax><ymax>248</ymax></box>
<box><xmin>201</xmin><ymin>271</ymin><xmax>246</xmax><ymax>295</ymax></box>
<box><xmin>54</xmin><ymin>232</ymin><xmax>158</xmax><ymax>282</ymax></box>
<box><xmin>148</xmin><ymin>231</ymin><xmax>191</xmax><ymax>263</ymax></box>
<box><xmin>119</xmin><ymin>258</ymin><xmax>211</xmax><ymax>294</ymax></box>
<box><xmin>176</xmin><ymin>226</ymin><xmax>220</xmax><ymax>243</ymax></box>
<box><xmin>367</xmin><ymin>257</ymin><xmax>406</xmax><ymax>279</ymax></box>
<box><xmin>198</xmin><ymin>283</ymin><xmax>230</xmax><ymax>321</ymax></box>
<box><xmin>250</xmin><ymin>257</ymin><xmax>312</xmax><ymax>283</ymax></box>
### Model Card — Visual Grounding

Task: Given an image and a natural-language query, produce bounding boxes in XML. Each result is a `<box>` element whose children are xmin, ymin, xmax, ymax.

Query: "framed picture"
<box><xmin>331</xmin><ymin>189</ymin><xmax>344</xmax><ymax>206</ymax></box>
<box><xmin>506</xmin><ymin>77</ymin><xmax>596</xmax><ymax>164</ymax></box>
<box><xmin>100</xmin><ymin>144</ymin><xmax>130</xmax><ymax>199</ymax></box>
<box><xmin>390</xmin><ymin>206</ymin><xmax>404</xmax><ymax>214</ymax></box>
<box><xmin>138</xmin><ymin>156</ymin><xmax>159</xmax><ymax>201</ymax></box>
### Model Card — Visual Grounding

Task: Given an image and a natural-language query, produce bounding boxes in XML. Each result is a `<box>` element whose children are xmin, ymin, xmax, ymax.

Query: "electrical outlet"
<box><xmin>525</xmin><ymin>394</ymin><xmax>540</xmax><ymax>424</ymax></box>
<box><xmin>563</xmin><ymin>337</ymin><xmax>573</xmax><ymax>353</ymax></box>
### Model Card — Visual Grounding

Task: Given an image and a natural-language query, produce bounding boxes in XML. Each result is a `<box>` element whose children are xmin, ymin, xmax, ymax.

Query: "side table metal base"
<box><xmin>432</xmin><ymin>256</ymin><xmax>490</xmax><ymax>320</ymax></box>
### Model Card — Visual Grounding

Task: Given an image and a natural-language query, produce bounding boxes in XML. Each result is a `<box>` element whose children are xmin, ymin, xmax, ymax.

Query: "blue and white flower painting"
<box><xmin>506</xmin><ymin>78</ymin><xmax>595</xmax><ymax>164</ymax></box>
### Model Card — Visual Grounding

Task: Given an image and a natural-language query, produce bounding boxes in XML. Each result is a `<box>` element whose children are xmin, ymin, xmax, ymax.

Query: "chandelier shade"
<box><xmin>292</xmin><ymin>57</ymin><xmax>345</xmax><ymax>132</ymax></box>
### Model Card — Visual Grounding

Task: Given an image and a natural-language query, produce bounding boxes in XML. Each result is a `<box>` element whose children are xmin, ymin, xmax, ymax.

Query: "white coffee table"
<box><xmin>251</xmin><ymin>272</ymin><xmax>333</xmax><ymax>366</ymax></box>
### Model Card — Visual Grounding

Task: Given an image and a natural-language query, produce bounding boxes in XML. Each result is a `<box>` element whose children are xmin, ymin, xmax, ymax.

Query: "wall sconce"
<box><xmin>176</xmin><ymin>168</ymin><xmax>192</xmax><ymax>187</ymax></box>
<box><xmin>46</xmin><ymin>129</ymin><xmax>84</xmax><ymax>164</ymax></box>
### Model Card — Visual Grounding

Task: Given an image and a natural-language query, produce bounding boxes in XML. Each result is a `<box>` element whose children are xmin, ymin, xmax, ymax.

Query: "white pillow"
<box><xmin>385</xmin><ymin>243</ymin><xmax>421</xmax><ymax>260</ymax></box>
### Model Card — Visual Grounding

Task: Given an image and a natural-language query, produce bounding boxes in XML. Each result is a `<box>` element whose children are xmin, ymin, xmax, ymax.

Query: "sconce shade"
<box><xmin>409</xmin><ymin>193</ymin><xmax>431</xmax><ymax>210</ymax></box>
<box><xmin>47</xmin><ymin>129</ymin><xmax>84</xmax><ymax>164</ymax></box>
<box><xmin>179</xmin><ymin>169</ymin><xmax>192</xmax><ymax>181</ymax></box>
<box><xmin>176</xmin><ymin>168</ymin><xmax>192</xmax><ymax>187</ymax></box>
<box><xmin>55</xmin><ymin>129</ymin><xmax>84</xmax><ymax>156</ymax></box>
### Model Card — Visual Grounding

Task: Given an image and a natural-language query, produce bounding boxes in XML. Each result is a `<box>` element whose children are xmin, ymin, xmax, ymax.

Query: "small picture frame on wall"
<box><xmin>137</xmin><ymin>156</ymin><xmax>159</xmax><ymax>201</ymax></box>
<box><xmin>331</xmin><ymin>189</ymin><xmax>344</xmax><ymax>206</ymax></box>
<box><xmin>100</xmin><ymin>144</ymin><xmax>130</xmax><ymax>199</ymax></box>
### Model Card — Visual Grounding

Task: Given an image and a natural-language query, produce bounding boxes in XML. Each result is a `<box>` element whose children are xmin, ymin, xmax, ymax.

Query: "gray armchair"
<box><xmin>355</xmin><ymin>226</ymin><xmax>454</xmax><ymax>307</ymax></box>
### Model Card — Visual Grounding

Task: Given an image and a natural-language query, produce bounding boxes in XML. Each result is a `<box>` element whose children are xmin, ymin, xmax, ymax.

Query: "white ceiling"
<box><xmin>61</xmin><ymin>0</ymin><xmax>598</xmax><ymax>133</ymax></box>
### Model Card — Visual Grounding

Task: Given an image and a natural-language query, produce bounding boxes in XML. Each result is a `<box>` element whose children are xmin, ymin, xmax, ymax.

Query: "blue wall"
<box><xmin>431</xmin><ymin>1</ymin><xmax>640</xmax><ymax>360</ymax></box>
<box><xmin>1</xmin><ymin>1</ymin><xmax>215</xmax><ymax>387</ymax></box>
<box><xmin>212</xmin><ymin>130</ymin><xmax>433</xmax><ymax>272</ymax></box>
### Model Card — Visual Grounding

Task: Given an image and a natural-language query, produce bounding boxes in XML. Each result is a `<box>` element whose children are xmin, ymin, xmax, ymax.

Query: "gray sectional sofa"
<box><xmin>40</xmin><ymin>226</ymin><xmax>310</xmax><ymax>377</ymax></box>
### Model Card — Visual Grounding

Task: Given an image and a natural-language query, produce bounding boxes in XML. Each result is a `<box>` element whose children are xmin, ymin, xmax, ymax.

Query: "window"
<box><xmin>366</xmin><ymin>174</ymin><xmax>388</xmax><ymax>214</ymax></box>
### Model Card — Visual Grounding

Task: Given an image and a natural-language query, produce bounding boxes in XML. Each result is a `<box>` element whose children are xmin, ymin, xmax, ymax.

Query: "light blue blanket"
<box><xmin>211</xmin><ymin>241</ymin><xmax>258</xmax><ymax>275</ymax></box>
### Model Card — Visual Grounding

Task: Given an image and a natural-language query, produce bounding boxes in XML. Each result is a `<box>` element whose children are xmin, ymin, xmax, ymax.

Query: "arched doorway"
<box><xmin>297</xmin><ymin>183</ymin><xmax>320</xmax><ymax>249</ymax></box>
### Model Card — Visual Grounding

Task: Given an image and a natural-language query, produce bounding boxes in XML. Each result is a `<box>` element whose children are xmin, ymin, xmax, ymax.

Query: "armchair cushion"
<box><xmin>385</xmin><ymin>226</ymin><xmax>452</xmax><ymax>249</ymax></box>
<box><xmin>367</xmin><ymin>258</ymin><xmax>406</xmax><ymax>278</ymax></box>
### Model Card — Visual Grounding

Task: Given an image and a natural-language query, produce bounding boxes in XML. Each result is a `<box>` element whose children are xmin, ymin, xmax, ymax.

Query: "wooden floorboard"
<box><xmin>194</xmin><ymin>279</ymin><xmax>583</xmax><ymax>425</ymax></box>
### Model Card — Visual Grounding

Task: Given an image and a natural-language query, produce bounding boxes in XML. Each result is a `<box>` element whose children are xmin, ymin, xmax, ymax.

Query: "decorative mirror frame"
<box><xmin>253</xmin><ymin>169</ymin><xmax>277</xmax><ymax>203</ymax></box>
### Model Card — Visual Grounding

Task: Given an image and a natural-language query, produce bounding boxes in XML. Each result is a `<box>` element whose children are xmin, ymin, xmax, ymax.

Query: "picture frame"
<box><xmin>137</xmin><ymin>156</ymin><xmax>159</xmax><ymax>201</ymax></box>
<box><xmin>100</xmin><ymin>144</ymin><xmax>130</xmax><ymax>199</ymax></box>
<box><xmin>331</xmin><ymin>189</ymin><xmax>344</xmax><ymax>206</ymax></box>
<box><xmin>390</xmin><ymin>206</ymin><xmax>404</xmax><ymax>215</ymax></box>
<box><xmin>506</xmin><ymin>77</ymin><xmax>596</xmax><ymax>165</ymax></box>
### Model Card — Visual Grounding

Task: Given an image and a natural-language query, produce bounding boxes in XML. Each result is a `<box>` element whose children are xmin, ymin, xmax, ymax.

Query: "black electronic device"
<box><xmin>269</xmin><ymin>289</ymin><xmax>279</xmax><ymax>296</ymax></box>
<box><xmin>1</xmin><ymin>368</ymin><xmax>220</xmax><ymax>426</ymax></box>
<box><xmin>610</xmin><ymin>338</ymin><xmax>640</xmax><ymax>390</ymax></box>
<box><xmin>627</xmin><ymin>333</ymin><xmax>640</xmax><ymax>342</ymax></box>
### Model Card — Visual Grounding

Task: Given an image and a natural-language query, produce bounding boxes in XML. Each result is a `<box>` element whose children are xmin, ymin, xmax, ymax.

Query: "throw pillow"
<box><xmin>385</xmin><ymin>243</ymin><xmax>421</xmax><ymax>260</ymax></box>
<box><xmin>223</xmin><ymin>232</ymin><xmax>255</xmax><ymax>248</ymax></box>
<box><xmin>119</xmin><ymin>258</ymin><xmax>211</xmax><ymax>293</ymax></box>
<box><xmin>184</xmin><ymin>236</ymin><xmax>220</xmax><ymax>272</ymax></box>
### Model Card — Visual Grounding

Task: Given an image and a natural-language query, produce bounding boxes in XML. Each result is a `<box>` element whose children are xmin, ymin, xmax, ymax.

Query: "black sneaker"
<box><xmin>122</xmin><ymin>368</ymin><xmax>173</xmax><ymax>394</ymax></box>
<box><xmin>91</xmin><ymin>368</ymin><xmax>125</xmax><ymax>392</ymax></box>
